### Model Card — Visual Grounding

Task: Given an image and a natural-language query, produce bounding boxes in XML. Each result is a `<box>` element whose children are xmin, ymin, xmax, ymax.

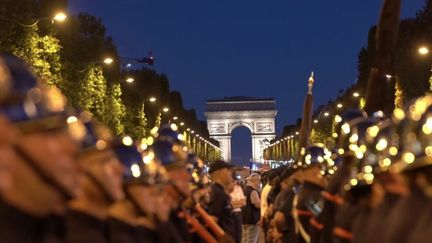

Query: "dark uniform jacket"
<box><xmin>382</xmin><ymin>187</ymin><xmax>429</xmax><ymax>243</ymax></box>
<box><xmin>108</xmin><ymin>217</ymin><xmax>157</xmax><ymax>243</ymax></box>
<box><xmin>277</xmin><ymin>187</ymin><xmax>297</xmax><ymax>243</ymax></box>
<box><xmin>0</xmin><ymin>200</ymin><xmax>65</xmax><ymax>243</ymax></box>
<box><xmin>297</xmin><ymin>181</ymin><xmax>324</xmax><ymax>243</ymax></box>
<box><xmin>407</xmin><ymin>199</ymin><xmax>432</xmax><ymax>243</ymax></box>
<box><xmin>364</xmin><ymin>192</ymin><xmax>401</xmax><ymax>243</ymax></box>
<box><xmin>208</xmin><ymin>183</ymin><xmax>235</xmax><ymax>238</ymax></box>
<box><xmin>65</xmin><ymin>209</ymin><xmax>108</xmax><ymax>243</ymax></box>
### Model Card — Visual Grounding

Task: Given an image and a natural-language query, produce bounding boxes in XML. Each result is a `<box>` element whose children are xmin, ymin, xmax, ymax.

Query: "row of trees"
<box><xmin>0</xmin><ymin>0</ymin><xmax>221</xmax><ymax>161</ymax></box>
<box><xmin>264</xmin><ymin>0</ymin><xmax>432</xmax><ymax>161</ymax></box>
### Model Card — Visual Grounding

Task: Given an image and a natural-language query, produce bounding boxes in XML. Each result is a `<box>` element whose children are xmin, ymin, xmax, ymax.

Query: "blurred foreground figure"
<box><xmin>0</xmin><ymin>54</ymin><xmax>81</xmax><ymax>243</ymax></box>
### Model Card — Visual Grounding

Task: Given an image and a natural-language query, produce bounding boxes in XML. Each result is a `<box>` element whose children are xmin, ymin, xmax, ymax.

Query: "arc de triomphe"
<box><xmin>205</xmin><ymin>97</ymin><xmax>277</xmax><ymax>163</ymax></box>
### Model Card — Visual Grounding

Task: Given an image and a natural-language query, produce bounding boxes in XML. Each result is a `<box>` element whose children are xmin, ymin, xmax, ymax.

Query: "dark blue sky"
<box><xmin>69</xmin><ymin>1</ymin><xmax>425</xmax><ymax>162</ymax></box>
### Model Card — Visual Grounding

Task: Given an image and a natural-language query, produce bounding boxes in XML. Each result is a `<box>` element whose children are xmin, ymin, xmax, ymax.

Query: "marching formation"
<box><xmin>1</xmin><ymin>52</ymin><xmax>432</xmax><ymax>243</ymax></box>
<box><xmin>260</xmin><ymin>99</ymin><xmax>432</xmax><ymax>243</ymax></box>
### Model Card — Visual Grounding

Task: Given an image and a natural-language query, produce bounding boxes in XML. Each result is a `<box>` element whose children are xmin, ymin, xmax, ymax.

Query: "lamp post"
<box><xmin>0</xmin><ymin>11</ymin><xmax>67</xmax><ymax>27</ymax></box>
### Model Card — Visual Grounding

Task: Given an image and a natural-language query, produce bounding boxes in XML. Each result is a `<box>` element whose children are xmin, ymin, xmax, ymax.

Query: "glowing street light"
<box><xmin>173</xmin><ymin>116</ymin><xmax>178</xmax><ymax>120</ymax></box>
<box><xmin>385</xmin><ymin>74</ymin><xmax>392</xmax><ymax>79</ymax></box>
<box><xmin>126</xmin><ymin>77</ymin><xmax>134</xmax><ymax>83</ymax></box>
<box><xmin>103</xmin><ymin>57</ymin><xmax>114</xmax><ymax>64</ymax></box>
<box><xmin>337</xmin><ymin>103</ymin><xmax>343</xmax><ymax>109</ymax></box>
<box><xmin>149</xmin><ymin>97</ymin><xmax>156</xmax><ymax>103</ymax></box>
<box><xmin>324</xmin><ymin>112</ymin><xmax>330</xmax><ymax>117</ymax></box>
<box><xmin>313</xmin><ymin>119</ymin><xmax>318</xmax><ymax>124</ymax></box>
<box><xmin>418</xmin><ymin>46</ymin><xmax>430</xmax><ymax>55</ymax></box>
<box><xmin>162</xmin><ymin>107</ymin><xmax>169</xmax><ymax>113</ymax></box>
<box><xmin>353</xmin><ymin>92</ymin><xmax>360</xmax><ymax>98</ymax></box>
<box><xmin>53</xmin><ymin>12</ymin><xmax>67</xmax><ymax>22</ymax></box>
<box><xmin>180</xmin><ymin>122</ymin><xmax>185</xmax><ymax>126</ymax></box>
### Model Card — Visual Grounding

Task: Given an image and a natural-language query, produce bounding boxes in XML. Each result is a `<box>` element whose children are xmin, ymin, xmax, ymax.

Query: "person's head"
<box><xmin>248</xmin><ymin>173</ymin><xmax>261</xmax><ymax>189</ymax></box>
<box><xmin>209</xmin><ymin>160</ymin><xmax>234</xmax><ymax>188</ymax></box>
<box><xmin>0</xmin><ymin>55</ymin><xmax>83</xmax><ymax>214</ymax></box>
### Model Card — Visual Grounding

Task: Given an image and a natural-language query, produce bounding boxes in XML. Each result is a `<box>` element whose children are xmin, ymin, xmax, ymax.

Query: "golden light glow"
<box><xmin>383</xmin><ymin>158</ymin><xmax>392</xmax><ymax>167</ymax></box>
<box><xmin>418</xmin><ymin>46</ymin><xmax>430</xmax><ymax>55</ymax></box>
<box><xmin>425</xmin><ymin>146</ymin><xmax>432</xmax><ymax>157</ymax></box>
<box><xmin>126</xmin><ymin>77</ymin><xmax>134</xmax><ymax>83</ymax></box>
<box><xmin>150</xmin><ymin>126</ymin><xmax>159</xmax><ymax>136</ymax></box>
<box><xmin>122</xmin><ymin>136</ymin><xmax>133</xmax><ymax>146</ymax></box>
<box><xmin>170</xmin><ymin>123</ymin><xmax>178</xmax><ymax>131</ymax></box>
<box><xmin>103</xmin><ymin>57</ymin><xmax>113</xmax><ymax>64</ymax></box>
<box><xmin>350</xmin><ymin>178</ymin><xmax>358</xmax><ymax>186</ymax></box>
<box><xmin>349</xmin><ymin>134</ymin><xmax>359</xmax><ymax>143</ymax></box>
<box><xmin>313</xmin><ymin>119</ymin><xmax>318</xmax><ymax>124</ymax></box>
<box><xmin>389</xmin><ymin>147</ymin><xmax>398</xmax><ymax>156</ymax></box>
<box><xmin>353</xmin><ymin>92</ymin><xmax>360</xmax><ymax>98</ymax></box>
<box><xmin>66</xmin><ymin>116</ymin><xmax>78</xmax><ymax>124</ymax></box>
<box><xmin>393</xmin><ymin>108</ymin><xmax>405</xmax><ymax>121</ymax></box>
<box><xmin>177</xmin><ymin>134</ymin><xmax>184</xmax><ymax>141</ymax></box>
<box><xmin>131</xmin><ymin>164</ymin><xmax>141</xmax><ymax>177</ymax></box>
<box><xmin>376</xmin><ymin>138</ymin><xmax>388</xmax><ymax>151</ymax></box>
<box><xmin>337</xmin><ymin>103</ymin><xmax>343</xmax><ymax>109</ymax></box>
<box><xmin>180</xmin><ymin>122</ymin><xmax>185</xmax><ymax>126</ymax></box>
<box><xmin>143</xmin><ymin>152</ymin><xmax>154</xmax><ymax>164</ymax></box>
<box><xmin>162</xmin><ymin>107</ymin><xmax>169</xmax><ymax>113</ymax></box>
<box><xmin>359</xmin><ymin>145</ymin><xmax>367</xmax><ymax>153</ymax></box>
<box><xmin>324</xmin><ymin>112</ymin><xmax>330</xmax><ymax>117</ymax></box>
<box><xmin>338</xmin><ymin>148</ymin><xmax>345</xmax><ymax>155</ymax></box>
<box><xmin>332</xmin><ymin>132</ymin><xmax>338</xmax><ymax>138</ymax></box>
<box><xmin>140</xmin><ymin>143</ymin><xmax>148</xmax><ymax>151</ymax></box>
<box><xmin>355</xmin><ymin>151</ymin><xmax>364</xmax><ymax>159</ymax></box>
<box><xmin>335</xmin><ymin>115</ymin><xmax>342</xmax><ymax>123</ymax></box>
<box><xmin>422</xmin><ymin>117</ymin><xmax>432</xmax><ymax>135</ymax></box>
<box><xmin>53</xmin><ymin>12</ymin><xmax>67</xmax><ymax>22</ymax></box>
<box><xmin>342</xmin><ymin>123</ymin><xmax>350</xmax><ymax>134</ymax></box>
<box><xmin>364</xmin><ymin>173</ymin><xmax>374</xmax><ymax>183</ymax></box>
<box><xmin>367</xmin><ymin>125</ymin><xmax>380</xmax><ymax>138</ymax></box>
<box><xmin>173</xmin><ymin>116</ymin><xmax>178</xmax><ymax>120</ymax></box>
<box><xmin>364</xmin><ymin>165</ymin><xmax>373</xmax><ymax>173</ymax></box>
<box><xmin>149</xmin><ymin>97</ymin><xmax>156</xmax><ymax>102</ymax></box>
<box><xmin>317</xmin><ymin>156</ymin><xmax>324</xmax><ymax>163</ymax></box>
<box><xmin>403</xmin><ymin>152</ymin><xmax>415</xmax><ymax>164</ymax></box>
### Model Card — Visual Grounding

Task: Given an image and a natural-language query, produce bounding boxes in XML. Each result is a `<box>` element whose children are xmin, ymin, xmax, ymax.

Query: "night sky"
<box><xmin>69</xmin><ymin>0</ymin><xmax>425</xmax><ymax>164</ymax></box>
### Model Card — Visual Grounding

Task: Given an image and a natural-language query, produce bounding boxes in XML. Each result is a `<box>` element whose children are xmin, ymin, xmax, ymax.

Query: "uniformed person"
<box><xmin>293</xmin><ymin>144</ymin><xmax>330</xmax><ymax>243</ymax></box>
<box><xmin>319</xmin><ymin>109</ymin><xmax>366</xmax><ymax>243</ymax></box>
<box><xmin>0</xmin><ymin>54</ymin><xmax>81</xmax><ymax>243</ymax></box>
<box><xmin>381</xmin><ymin>95</ymin><xmax>432</xmax><ymax>243</ymax></box>
<box><xmin>65</xmin><ymin>116</ymin><xmax>125</xmax><ymax>243</ymax></box>
<box><xmin>207</xmin><ymin>159</ymin><xmax>236</xmax><ymax>240</ymax></box>
<box><xmin>108</xmin><ymin>141</ymin><xmax>168</xmax><ymax>243</ymax></box>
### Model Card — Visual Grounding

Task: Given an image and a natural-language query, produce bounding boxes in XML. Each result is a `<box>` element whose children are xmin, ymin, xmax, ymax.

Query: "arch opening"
<box><xmin>230</xmin><ymin>126</ymin><xmax>252</xmax><ymax>167</ymax></box>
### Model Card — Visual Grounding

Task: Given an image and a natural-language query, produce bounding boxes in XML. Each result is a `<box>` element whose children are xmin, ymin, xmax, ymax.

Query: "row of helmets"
<box><xmin>0</xmin><ymin>53</ymin><xmax>205</xmax><ymax>190</ymax></box>
<box><xmin>293</xmin><ymin>93</ymin><xmax>432</xmax><ymax>192</ymax></box>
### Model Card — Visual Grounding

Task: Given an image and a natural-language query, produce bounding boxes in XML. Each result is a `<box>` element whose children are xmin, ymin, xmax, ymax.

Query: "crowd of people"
<box><xmin>0</xmin><ymin>53</ymin><xmax>432</xmax><ymax>243</ymax></box>
<box><xmin>214</xmin><ymin>97</ymin><xmax>432</xmax><ymax>243</ymax></box>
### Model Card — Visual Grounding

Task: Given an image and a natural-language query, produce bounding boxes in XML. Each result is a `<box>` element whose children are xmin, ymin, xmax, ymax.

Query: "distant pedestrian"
<box><xmin>230</xmin><ymin>179</ymin><xmax>246</xmax><ymax>243</ymax></box>
<box><xmin>242</xmin><ymin>173</ymin><xmax>261</xmax><ymax>243</ymax></box>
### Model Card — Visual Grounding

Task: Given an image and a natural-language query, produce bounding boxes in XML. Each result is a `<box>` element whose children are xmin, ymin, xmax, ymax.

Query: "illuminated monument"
<box><xmin>205</xmin><ymin>97</ymin><xmax>277</xmax><ymax>163</ymax></box>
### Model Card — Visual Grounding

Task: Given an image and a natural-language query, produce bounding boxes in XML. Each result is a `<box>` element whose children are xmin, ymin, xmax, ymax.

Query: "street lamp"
<box><xmin>353</xmin><ymin>92</ymin><xmax>360</xmax><ymax>98</ymax></box>
<box><xmin>0</xmin><ymin>11</ymin><xmax>68</xmax><ymax>27</ymax></box>
<box><xmin>337</xmin><ymin>103</ymin><xmax>343</xmax><ymax>109</ymax></box>
<box><xmin>324</xmin><ymin>112</ymin><xmax>330</xmax><ymax>117</ymax></box>
<box><xmin>313</xmin><ymin>119</ymin><xmax>318</xmax><ymax>124</ymax></box>
<box><xmin>149</xmin><ymin>97</ymin><xmax>156</xmax><ymax>103</ymax></box>
<box><xmin>103</xmin><ymin>57</ymin><xmax>114</xmax><ymax>64</ymax></box>
<box><xmin>125</xmin><ymin>77</ymin><xmax>134</xmax><ymax>83</ymax></box>
<box><xmin>162</xmin><ymin>107</ymin><xmax>169</xmax><ymax>113</ymax></box>
<box><xmin>418</xmin><ymin>46</ymin><xmax>430</xmax><ymax>56</ymax></box>
<box><xmin>52</xmin><ymin>12</ymin><xmax>67</xmax><ymax>22</ymax></box>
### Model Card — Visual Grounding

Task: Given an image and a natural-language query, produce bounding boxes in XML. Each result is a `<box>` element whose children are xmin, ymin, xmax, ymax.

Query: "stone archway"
<box><xmin>205</xmin><ymin>97</ymin><xmax>277</xmax><ymax>163</ymax></box>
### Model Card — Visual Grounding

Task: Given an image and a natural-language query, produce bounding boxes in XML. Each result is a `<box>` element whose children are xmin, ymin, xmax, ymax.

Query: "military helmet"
<box><xmin>297</xmin><ymin>143</ymin><xmax>336</xmax><ymax>176</ymax></box>
<box><xmin>0</xmin><ymin>54</ymin><xmax>38</xmax><ymax>105</ymax></box>
<box><xmin>151</xmin><ymin>139</ymin><xmax>188</xmax><ymax>171</ymax></box>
